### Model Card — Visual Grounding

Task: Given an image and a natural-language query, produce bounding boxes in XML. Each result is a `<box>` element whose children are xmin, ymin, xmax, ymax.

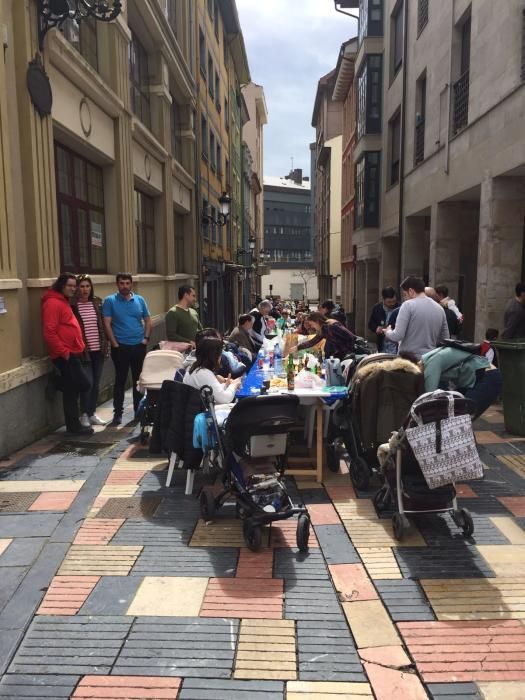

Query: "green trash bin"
<box><xmin>492</xmin><ymin>339</ymin><xmax>525</xmax><ymax>436</ymax></box>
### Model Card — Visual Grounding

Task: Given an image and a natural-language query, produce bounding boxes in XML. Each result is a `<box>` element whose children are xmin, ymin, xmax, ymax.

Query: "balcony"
<box><xmin>452</xmin><ymin>70</ymin><xmax>469</xmax><ymax>135</ymax></box>
<box><xmin>414</xmin><ymin>119</ymin><xmax>425</xmax><ymax>164</ymax></box>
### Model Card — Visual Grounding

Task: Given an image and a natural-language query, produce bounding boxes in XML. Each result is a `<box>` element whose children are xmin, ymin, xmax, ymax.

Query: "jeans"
<box><xmin>111</xmin><ymin>343</ymin><xmax>147</xmax><ymax>415</ymax></box>
<box><xmin>464</xmin><ymin>369</ymin><xmax>503</xmax><ymax>419</ymax></box>
<box><xmin>53</xmin><ymin>355</ymin><xmax>91</xmax><ymax>431</ymax></box>
<box><xmin>80</xmin><ymin>351</ymin><xmax>105</xmax><ymax>416</ymax></box>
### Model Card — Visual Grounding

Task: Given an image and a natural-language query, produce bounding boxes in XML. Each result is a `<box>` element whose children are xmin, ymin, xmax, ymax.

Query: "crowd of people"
<box><xmin>42</xmin><ymin>269</ymin><xmax>525</xmax><ymax>435</ymax></box>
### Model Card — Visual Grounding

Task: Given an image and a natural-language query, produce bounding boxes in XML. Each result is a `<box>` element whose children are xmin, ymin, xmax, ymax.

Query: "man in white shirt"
<box><xmin>381</xmin><ymin>277</ymin><xmax>449</xmax><ymax>359</ymax></box>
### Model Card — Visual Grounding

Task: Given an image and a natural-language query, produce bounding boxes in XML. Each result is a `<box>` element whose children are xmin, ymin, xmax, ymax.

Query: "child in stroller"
<box><xmin>199</xmin><ymin>386</ymin><xmax>310</xmax><ymax>552</ymax></box>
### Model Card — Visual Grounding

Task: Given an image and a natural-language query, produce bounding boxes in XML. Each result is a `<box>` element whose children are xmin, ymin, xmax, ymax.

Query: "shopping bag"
<box><xmin>405</xmin><ymin>391</ymin><xmax>483</xmax><ymax>489</ymax></box>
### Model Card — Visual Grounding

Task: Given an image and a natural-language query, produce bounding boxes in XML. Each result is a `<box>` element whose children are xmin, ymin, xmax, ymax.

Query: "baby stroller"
<box><xmin>326</xmin><ymin>354</ymin><xmax>423</xmax><ymax>489</ymax></box>
<box><xmin>199</xmin><ymin>387</ymin><xmax>310</xmax><ymax>552</ymax></box>
<box><xmin>375</xmin><ymin>391</ymin><xmax>477</xmax><ymax>541</ymax></box>
<box><xmin>137</xmin><ymin>349</ymin><xmax>184</xmax><ymax>444</ymax></box>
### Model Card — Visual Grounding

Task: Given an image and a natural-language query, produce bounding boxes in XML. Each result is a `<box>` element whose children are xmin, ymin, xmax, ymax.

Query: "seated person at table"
<box><xmin>183</xmin><ymin>338</ymin><xmax>241</xmax><ymax>403</ymax></box>
<box><xmin>228</xmin><ymin>314</ymin><xmax>257</xmax><ymax>361</ymax></box>
<box><xmin>194</xmin><ymin>328</ymin><xmax>247</xmax><ymax>378</ymax></box>
<box><xmin>295</xmin><ymin>312</ymin><xmax>356</xmax><ymax>360</ymax></box>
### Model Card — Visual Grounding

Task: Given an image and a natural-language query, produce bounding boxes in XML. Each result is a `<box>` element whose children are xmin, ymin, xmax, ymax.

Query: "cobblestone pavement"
<box><xmin>1</xmin><ymin>398</ymin><xmax>525</xmax><ymax>699</ymax></box>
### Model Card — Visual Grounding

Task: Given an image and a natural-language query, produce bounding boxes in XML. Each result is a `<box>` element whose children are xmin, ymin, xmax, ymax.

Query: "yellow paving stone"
<box><xmin>127</xmin><ymin>576</ymin><xmax>209</xmax><ymax>616</ymax></box>
<box><xmin>342</xmin><ymin>600</ymin><xmax>401</xmax><ymax>648</ymax></box>
<box><xmin>499</xmin><ymin>454</ymin><xmax>525</xmax><ymax>479</ymax></box>
<box><xmin>332</xmin><ymin>500</ymin><xmax>377</xmax><ymax>519</ymax></box>
<box><xmin>357</xmin><ymin>547</ymin><xmax>403</xmax><ymax>579</ymax></box>
<box><xmin>113</xmin><ymin>456</ymin><xmax>168</xmax><ymax>471</ymax></box>
<box><xmin>0</xmin><ymin>480</ymin><xmax>85</xmax><ymax>493</ymax></box>
<box><xmin>57</xmin><ymin>545</ymin><xmax>142</xmax><ymax>576</ymax></box>
<box><xmin>0</xmin><ymin>539</ymin><xmax>12</xmax><ymax>556</ymax></box>
<box><xmin>478</xmin><ymin>682</ymin><xmax>525</xmax><ymax>700</ymax></box>
<box><xmin>490</xmin><ymin>517</ymin><xmax>525</xmax><ymax>544</ymax></box>
<box><xmin>190</xmin><ymin>519</ymin><xmax>245</xmax><ymax>547</ymax></box>
<box><xmin>421</xmin><ymin>577</ymin><xmax>525</xmax><ymax>620</ymax></box>
<box><xmin>477</xmin><ymin>545</ymin><xmax>525</xmax><ymax>576</ymax></box>
<box><xmin>234</xmin><ymin>618</ymin><xmax>297</xmax><ymax>680</ymax></box>
<box><xmin>97</xmin><ymin>485</ymin><xmax>138</xmax><ymax>498</ymax></box>
<box><xmin>474</xmin><ymin>431</ymin><xmax>507</xmax><ymax>444</ymax></box>
<box><xmin>287</xmin><ymin>681</ymin><xmax>373</xmax><ymax>697</ymax></box>
<box><xmin>343</xmin><ymin>519</ymin><xmax>425</xmax><ymax>547</ymax></box>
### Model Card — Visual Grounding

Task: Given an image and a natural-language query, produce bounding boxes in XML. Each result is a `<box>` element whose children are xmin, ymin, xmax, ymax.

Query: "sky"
<box><xmin>236</xmin><ymin>0</ymin><xmax>358</xmax><ymax>179</ymax></box>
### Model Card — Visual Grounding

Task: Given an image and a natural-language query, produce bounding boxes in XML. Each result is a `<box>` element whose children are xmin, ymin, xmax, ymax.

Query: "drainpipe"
<box><xmin>396</xmin><ymin>0</ymin><xmax>409</xmax><ymax>286</ymax></box>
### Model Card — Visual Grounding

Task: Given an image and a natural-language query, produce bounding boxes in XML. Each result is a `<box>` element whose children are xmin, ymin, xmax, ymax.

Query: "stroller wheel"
<box><xmin>349</xmin><ymin>457</ymin><xmax>370</xmax><ymax>491</ymax></box>
<box><xmin>373</xmin><ymin>487</ymin><xmax>391</xmax><ymax>514</ymax></box>
<box><xmin>452</xmin><ymin>508</ymin><xmax>475</xmax><ymax>537</ymax></box>
<box><xmin>199</xmin><ymin>490</ymin><xmax>216</xmax><ymax>521</ymax></box>
<box><xmin>325</xmin><ymin>442</ymin><xmax>340</xmax><ymax>473</ymax></box>
<box><xmin>296</xmin><ymin>514</ymin><xmax>310</xmax><ymax>552</ymax></box>
<box><xmin>243</xmin><ymin>522</ymin><xmax>262</xmax><ymax>552</ymax></box>
<box><xmin>392</xmin><ymin>512</ymin><xmax>409</xmax><ymax>541</ymax></box>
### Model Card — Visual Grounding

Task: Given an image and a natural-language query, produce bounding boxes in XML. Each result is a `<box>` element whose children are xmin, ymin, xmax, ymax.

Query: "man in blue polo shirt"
<box><xmin>103</xmin><ymin>273</ymin><xmax>152</xmax><ymax>425</ymax></box>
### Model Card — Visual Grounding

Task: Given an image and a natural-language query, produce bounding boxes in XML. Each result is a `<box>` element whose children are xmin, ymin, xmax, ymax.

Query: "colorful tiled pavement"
<box><xmin>1</xmin><ymin>398</ymin><xmax>525</xmax><ymax>698</ymax></box>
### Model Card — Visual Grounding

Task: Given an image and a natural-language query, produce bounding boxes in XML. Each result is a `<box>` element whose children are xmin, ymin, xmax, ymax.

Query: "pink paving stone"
<box><xmin>498</xmin><ymin>497</ymin><xmax>525</xmax><ymax>517</ymax></box>
<box><xmin>200</xmin><ymin>577</ymin><xmax>284</xmax><ymax>618</ymax></box>
<box><xmin>359</xmin><ymin>645</ymin><xmax>411</xmax><ymax>667</ymax></box>
<box><xmin>73</xmin><ymin>519</ymin><xmax>125</xmax><ymax>545</ymax></box>
<box><xmin>455</xmin><ymin>484</ymin><xmax>478</xmax><ymax>498</ymax></box>
<box><xmin>105</xmin><ymin>470</ymin><xmax>148</xmax><ymax>485</ymax></box>
<box><xmin>72</xmin><ymin>675</ymin><xmax>182</xmax><ymax>698</ymax></box>
<box><xmin>236</xmin><ymin>547</ymin><xmax>274</xmax><ymax>578</ymax></box>
<box><xmin>37</xmin><ymin>576</ymin><xmax>99</xmax><ymax>615</ymax></box>
<box><xmin>325</xmin><ymin>483</ymin><xmax>357</xmax><ymax>500</ymax></box>
<box><xmin>364</xmin><ymin>662</ymin><xmax>428</xmax><ymax>700</ymax></box>
<box><xmin>306</xmin><ymin>503</ymin><xmax>341</xmax><ymax>525</ymax></box>
<box><xmin>28</xmin><ymin>492</ymin><xmax>78</xmax><ymax>511</ymax></box>
<box><xmin>329</xmin><ymin>563</ymin><xmax>378</xmax><ymax>602</ymax></box>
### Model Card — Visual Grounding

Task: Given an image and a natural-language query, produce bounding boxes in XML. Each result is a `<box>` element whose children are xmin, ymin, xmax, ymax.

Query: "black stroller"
<box><xmin>326</xmin><ymin>354</ymin><xmax>423</xmax><ymax>489</ymax></box>
<box><xmin>199</xmin><ymin>388</ymin><xmax>310</xmax><ymax>552</ymax></box>
<box><xmin>375</xmin><ymin>391</ymin><xmax>476</xmax><ymax>541</ymax></box>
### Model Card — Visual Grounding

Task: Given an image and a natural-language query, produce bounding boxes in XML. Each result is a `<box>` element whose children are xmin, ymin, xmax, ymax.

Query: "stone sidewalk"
<box><xmin>0</xmin><ymin>397</ymin><xmax>524</xmax><ymax>699</ymax></box>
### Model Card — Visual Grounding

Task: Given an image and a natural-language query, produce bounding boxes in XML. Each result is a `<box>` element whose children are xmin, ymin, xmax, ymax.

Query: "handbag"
<box><xmin>405</xmin><ymin>390</ymin><xmax>483</xmax><ymax>489</ymax></box>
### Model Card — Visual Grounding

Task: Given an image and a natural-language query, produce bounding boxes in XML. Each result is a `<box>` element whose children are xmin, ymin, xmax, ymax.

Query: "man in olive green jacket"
<box><xmin>165</xmin><ymin>285</ymin><xmax>202</xmax><ymax>346</ymax></box>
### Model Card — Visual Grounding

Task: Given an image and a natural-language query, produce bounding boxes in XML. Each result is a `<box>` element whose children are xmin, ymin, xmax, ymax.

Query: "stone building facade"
<box><xmin>343</xmin><ymin>0</ymin><xmax>525</xmax><ymax>341</ymax></box>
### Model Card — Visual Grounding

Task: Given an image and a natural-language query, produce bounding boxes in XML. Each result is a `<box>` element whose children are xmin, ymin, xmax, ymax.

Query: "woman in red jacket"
<box><xmin>42</xmin><ymin>273</ymin><xmax>92</xmax><ymax>435</ymax></box>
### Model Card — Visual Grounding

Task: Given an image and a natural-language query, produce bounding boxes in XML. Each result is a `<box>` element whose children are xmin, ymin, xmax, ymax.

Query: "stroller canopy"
<box><xmin>137</xmin><ymin>349</ymin><xmax>184</xmax><ymax>391</ymax></box>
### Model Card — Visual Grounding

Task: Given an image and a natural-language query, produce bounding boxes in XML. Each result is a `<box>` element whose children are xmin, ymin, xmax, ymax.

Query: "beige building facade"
<box><xmin>0</xmin><ymin>0</ymin><xmax>255</xmax><ymax>455</ymax></box>
<box><xmin>346</xmin><ymin>0</ymin><xmax>525</xmax><ymax>341</ymax></box>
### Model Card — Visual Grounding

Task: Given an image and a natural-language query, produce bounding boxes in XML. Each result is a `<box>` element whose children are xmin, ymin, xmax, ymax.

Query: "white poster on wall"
<box><xmin>91</xmin><ymin>222</ymin><xmax>103</xmax><ymax>248</ymax></box>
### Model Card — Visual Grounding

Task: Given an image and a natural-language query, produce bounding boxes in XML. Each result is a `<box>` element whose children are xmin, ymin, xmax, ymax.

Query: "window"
<box><xmin>453</xmin><ymin>13</ymin><xmax>471</xmax><ymax>133</ymax></box>
<box><xmin>414</xmin><ymin>74</ymin><xmax>426</xmax><ymax>164</ymax></box>
<box><xmin>522</xmin><ymin>7</ymin><xmax>525</xmax><ymax>81</ymax></box>
<box><xmin>214</xmin><ymin>0</ymin><xmax>219</xmax><ymax>37</ymax></box>
<box><xmin>389</xmin><ymin>111</ymin><xmax>401</xmax><ymax>185</ymax></box>
<box><xmin>135</xmin><ymin>190</ymin><xmax>155</xmax><ymax>273</ymax></box>
<box><xmin>129</xmin><ymin>32</ymin><xmax>151</xmax><ymax>128</ymax></box>
<box><xmin>417</xmin><ymin>0</ymin><xmax>429</xmax><ymax>35</ymax></box>
<box><xmin>358</xmin><ymin>0</ymin><xmax>383</xmax><ymax>44</ymax></box>
<box><xmin>356</xmin><ymin>55</ymin><xmax>382</xmax><ymax>139</ymax></box>
<box><xmin>354</xmin><ymin>152</ymin><xmax>380</xmax><ymax>229</ymax></box>
<box><xmin>223</xmin><ymin>30</ymin><xmax>228</xmax><ymax>61</ymax></box>
<box><xmin>199</xmin><ymin>28</ymin><xmax>206</xmax><ymax>79</ymax></box>
<box><xmin>210</xmin><ymin>131</ymin><xmax>216</xmax><ymax>170</ymax></box>
<box><xmin>208</xmin><ymin>53</ymin><xmax>214</xmax><ymax>97</ymax></box>
<box><xmin>217</xmin><ymin>143</ymin><xmax>222</xmax><ymax>176</ymax></box>
<box><xmin>201</xmin><ymin>115</ymin><xmax>208</xmax><ymax>160</ymax></box>
<box><xmin>224</xmin><ymin>97</ymin><xmax>229</xmax><ymax>130</ymax></box>
<box><xmin>167</xmin><ymin>0</ymin><xmax>177</xmax><ymax>36</ymax></box>
<box><xmin>225</xmin><ymin>157</ymin><xmax>230</xmax><ymax>185</ymax></box>
<box><xmin>202</xmin><ymin>197</ymin><xmax>209</xmax><ymax>239</ymax></box>
<box><xmin>62</xmin><ymin>16</ymin><xmax>98</xmax><ymax>70</ymax></box>
<box><xmin>215</xmin><ymin>71</ymin><xmax>220</xmax><ymax>108</ymax></box>
<box><xmin>392</xmin><ymin>1</ymin><xmax>404</xmax><ymax>76</ymax></box>
<box><xmin>171</xmin><ymin>98</ymin><xmax>183</xmax><ymax>162</ymax></box>
<box><xmin>210</xmin><ymin>206</ymin><xmax>217</xmax><ymax>243</ymax></box>
<box><xmin>174</xmin><ymin>211</ymin><xmax>185</xmax><ymax>270</ymax></box>
<box><xmin>55</xmin><ymin>143</ymin><xmax>106</xmax><ymax>272</ymax></box>
<box><xmin>207</xmin><ymin>0</ymin><xmax>213</xmax><ymax>18</ymax></box>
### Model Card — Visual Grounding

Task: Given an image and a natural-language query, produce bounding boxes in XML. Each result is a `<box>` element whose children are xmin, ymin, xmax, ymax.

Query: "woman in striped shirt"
<box><xmin>73</xmin><ymin>275</ymin><xmax>109</xmax><ymax>427</ymax></box>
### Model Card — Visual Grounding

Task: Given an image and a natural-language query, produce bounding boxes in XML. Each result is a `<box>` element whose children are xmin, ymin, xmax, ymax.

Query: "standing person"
<box><xmin>228</xmin><ymin>314</ymin><xmax>256</xmax><ymax>359</ymax></box>
<box><xmin>42</xmin><ymin>273</ymin><xmax>92</xmax><ymax>436</ymax></box>
<box><xmin>502</xmin><ymin>283</ymin><xmax>525</xmax><ymax>339</ymax></box>
<box><xmin>296</xmin><ymin>312</ymin><xmax>355</xmax><ymax>360</ymax></box>
<box><xmin>368</xmin><ymin>287</ymin><xmax>400</xmax><ymax>352</ymax></box>
<box><xmin>319</xmin><ymin>299</ymin><xmax>347</xmax><ymax>325</ymax></box>
<box><xmin>382</xmin><ymin>277</ymin><xmax>449</xmax><ymax>359</ymax></box>
<box><xmin>425</xmin><ymin>287</ymin><xmax>460</xmax><ymax>338</ymax></box>
<box><xmin>435</xmin><ymin>285</ymin><xmax>463</xmax><ymax>329</ymax></box>
<box><xmin>73</xmin><ymin>274</ymin><xmax>109</xmax><ymax>427</ymax></box>
<box><xmin>249</xmin><ymin>300</ymin><xmax>272</xmax><ymax>348</ymax></box>
<box><xmin>102</xmin><ymin>273</ymin><xmax>152</xmax><ymax>425</ymax></box>
<box><xmin>165</xmin><ymin>285</ymin><xmax>202</xmax><ymax>345</ymax></box>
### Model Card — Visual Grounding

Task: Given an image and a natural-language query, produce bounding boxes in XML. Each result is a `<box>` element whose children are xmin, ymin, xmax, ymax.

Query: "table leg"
<box><xmin>316</xmin><ymin>399</ymin><xmax>323</xmax><ymax>482</ymax></box>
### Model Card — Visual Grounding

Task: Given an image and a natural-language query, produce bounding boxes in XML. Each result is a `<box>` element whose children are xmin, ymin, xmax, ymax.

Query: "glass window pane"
<box><xmin>74</xmin><ymin>157</ymin><xmax>87</xmax><ymax>201</ymax></box>
<box><xmin>89</xmin><ymin>210</ymin><xmax>106</xmax><ymax>271</ymax></box>
<box><xmin>87</xmin><ymin>163</ymin><xmax>103</xmax><ymax>207</ymax></box>
<box><xmin>60</xmin><ymin>203</ymin><xmax>74</xmax><ymax>268</ymax></box>
<box><xmin>56</xmin><ymin>147</ymin><xmax>71</xmax><ymax>195</ymax></box>
<box><xmin>77</xmin><ymin>209</ymin><xmax>90</xmax><ymax>268</ymax></box>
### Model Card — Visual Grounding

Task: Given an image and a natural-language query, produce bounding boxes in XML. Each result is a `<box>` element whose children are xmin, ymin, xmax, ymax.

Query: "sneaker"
<box><xmin>110</xmin><ymin>414</ymin><xmax>122</xmax><ymax>426</ymax></box>
<box><xmin>80</xmin><ymin>413</ymin><xmax>91</xmax><ymax>428</ymax></box>
<box><xmin>66</xmin><ymin>426</ymin><xmax>94</xmax><ymax>436</ymax></box>
<box><xmin>89</xmin><ymin>414</ymin><xmax>108</xmax><ymax>426</ymax></box>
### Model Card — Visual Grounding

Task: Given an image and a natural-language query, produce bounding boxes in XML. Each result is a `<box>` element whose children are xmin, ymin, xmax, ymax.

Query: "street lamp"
<box><xmin>37</xmin><ymin>0</ymin><xmax>122</xmax><ymax>50</ymax></box>
<box><xmin>202</xmin><ymin>192</ymin><xmax>232</xmax><ymax>227</ymax></box>
<box><xmin>259</xmin><ymin>249</ymin><xmax>271</xmax><ymax>263</ymax></box>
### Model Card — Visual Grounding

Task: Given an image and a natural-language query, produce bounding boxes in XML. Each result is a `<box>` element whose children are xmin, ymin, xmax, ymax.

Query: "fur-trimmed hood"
<box><xmin>355</xmin><ymin>356</ymin><xmax>421</xmax><ymax>381</ymax></box>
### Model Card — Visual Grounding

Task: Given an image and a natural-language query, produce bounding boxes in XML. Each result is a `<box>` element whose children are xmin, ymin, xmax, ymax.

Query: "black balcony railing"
<box><xmin>414</xmin><ymin>119</ymin><xmax>425</xmax><ymax>164</ymax></box>
<box><xmin>453</xmin><ymin>70</ymin><xmax>469</xmax><ymax>134</ymax></box>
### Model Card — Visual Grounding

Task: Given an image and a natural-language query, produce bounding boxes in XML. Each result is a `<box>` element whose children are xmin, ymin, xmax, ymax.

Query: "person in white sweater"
<box><xmin>183</xmin><ymin>337</ymin><xmax>241</xmax><ymax>404</ymax></box>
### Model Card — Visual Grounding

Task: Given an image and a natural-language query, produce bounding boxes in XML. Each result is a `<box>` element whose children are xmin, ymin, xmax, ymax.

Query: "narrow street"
<box><xmin>0</xmin><ymin>394</ymin><xmax>524</xmax><ymax>699</ymax></box>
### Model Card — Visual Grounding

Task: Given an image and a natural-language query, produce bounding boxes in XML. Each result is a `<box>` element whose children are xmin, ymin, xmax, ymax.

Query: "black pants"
<box><xmin>111</xmin><ymin>343</ymin><xmax>147</xmax><ymax>415</ymax></box>
<box><xmin>80</xmin><ymin>351</ymin><xmax>105</xmax><ymax>416</ymax></box>
<box><xmin>53</xmin><ymin>355</ymin><xmax>91</xmax><ymax>431</ymax></box>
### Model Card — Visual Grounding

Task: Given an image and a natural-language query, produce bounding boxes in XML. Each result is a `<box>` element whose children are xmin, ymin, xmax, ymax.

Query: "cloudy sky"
<box><xmin>236</xmin><ymin>0</ymin><xmax>358</xmax><ymax>179</ymax></box>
